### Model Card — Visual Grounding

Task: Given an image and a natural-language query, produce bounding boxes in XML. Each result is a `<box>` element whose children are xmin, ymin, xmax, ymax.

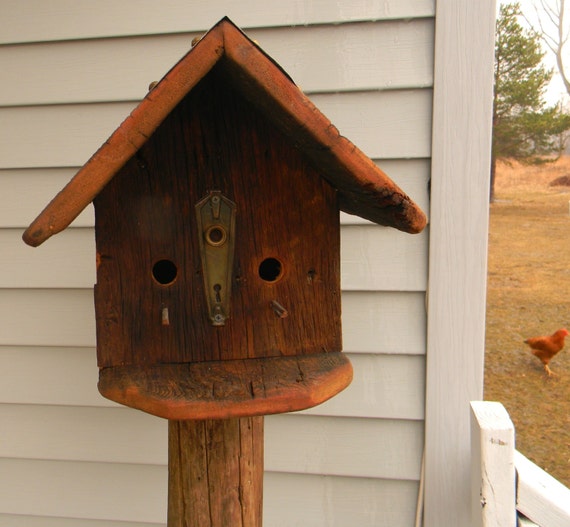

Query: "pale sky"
<box><xmin>499</xmin><ymin>0</ymin><xmax>569</xmax><ymax>106</ymax></box>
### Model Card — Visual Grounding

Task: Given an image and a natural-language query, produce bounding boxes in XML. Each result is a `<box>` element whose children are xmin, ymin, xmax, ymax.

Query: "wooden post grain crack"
<box><xmin>168</xmin><ymin>417</ymin><xmax>263</xmax><ymax>527</ymax></box>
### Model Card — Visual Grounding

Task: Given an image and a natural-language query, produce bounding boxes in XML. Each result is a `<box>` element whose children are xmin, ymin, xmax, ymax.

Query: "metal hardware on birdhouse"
<box><xmin>195</xmin><ymin>190</ymin><xmax>236</xmax><ymax>326</ymax></box>
<box><xmin>270</xmin><ymin>299</ymin><xmax>289</xmax><ymax>318</ymax></box>
<box><xmin>161</xmin><ymin>306</ymin><xmax>170</xmax><ymax>326</ymax></box>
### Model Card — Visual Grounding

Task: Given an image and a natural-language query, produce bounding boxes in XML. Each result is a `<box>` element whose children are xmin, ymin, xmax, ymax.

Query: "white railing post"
<box><xmin>470</xmin><ymin>401</ymin><xmax>516</xmax><ymax>527</ymax></box>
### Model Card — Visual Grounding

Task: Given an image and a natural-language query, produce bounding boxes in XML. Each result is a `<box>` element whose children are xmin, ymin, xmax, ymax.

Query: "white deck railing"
<box><xmin>470</xmin><ymin>401</ymin><xmax>570</xmax><ymax>527</ymax></box>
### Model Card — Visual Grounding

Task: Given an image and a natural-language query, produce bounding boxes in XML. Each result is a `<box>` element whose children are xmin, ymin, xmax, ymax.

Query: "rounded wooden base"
<box><xmin>98</xmin><ymin>352</ymin><xmax>352</xmax><ymax>420</ymax></box>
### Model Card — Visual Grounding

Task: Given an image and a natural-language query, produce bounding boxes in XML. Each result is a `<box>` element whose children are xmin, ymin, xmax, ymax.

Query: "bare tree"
<box><xmin>528</xmin><ymin>0</ymin><xmax>570</xmax><ymax>96</ymax></box>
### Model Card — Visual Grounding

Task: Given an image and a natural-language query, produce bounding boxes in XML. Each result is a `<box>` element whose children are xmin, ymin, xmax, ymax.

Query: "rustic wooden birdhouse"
<box><xmin>24</xmin><ymin>17</ymin><xmax>426</xmax><ymax>526</ymax></box>
<box><xmin>24</xmin><ymin>17</ymin><xmax>426</xmax><ymax>421</ymax></box>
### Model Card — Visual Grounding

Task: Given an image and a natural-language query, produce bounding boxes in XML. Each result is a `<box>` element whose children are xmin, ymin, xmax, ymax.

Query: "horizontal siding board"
<box><xmin>264</xmin><ymin>473</ymin><xmax>420</xmax><ymax>527</ymax></box>
<box><xmin>0</xmin><ymin>90</ymin><xmax>432</xmax><ymax>169</ymax></box>
<box><xmin>0</xmin><ymin>289</ymin><xmax>96</xmax><ymax>347</ymax></box>
<box><xmin>343</xmin><ymin>291</ymin><xmax>427</xmax><ymax>354</ymax></box>
<box><xmin>0</xmin><ymin>20</ymin><xmax>434</xmax><ymax>106</ymax></box>
<box><xmin>0</xmin><ymin>102</ymin><xmax>132</xmax><ymax>170</ymax></box>
<box><xmin>0</xmin><ymin>290</ymin><xmax>426</xmax><ymax>351</ymax></box>
<box><xmin>2</xmin><ymin>228</ymin><xmax>95</xmax><ymax>289</ymax></box>
<box><xmin>0</xmin><ymin>404</ymin><xmax>167</xmax><ymax>465</ymax></box>
<box><xmin>0</xmin><ymin>457</ymin><xmax>419</xmax><ymax>526</ymax></box>
<box><xmin>1</xmin><ymin>226</ymin><xmax>426</xmax><ymax>290</ymax></box>
<box><xmin>0</xmin><ymin>349</ymin><xmax>424</xmax><ymax>419</ymax></box>
<box><xmin>301</xmin><ymin>353</ymin><xmax>425</xmax><ymax>419</ymax></box>
<box><xmin>265</xmin><ymin>414</ymin><xmax>423</xmax><ymax>480</ymax></box>
<box><xmin>0</xmin><ymin>458</ymin><xmax>167</xmax><ymax>523</ymax></box>
<box><xmin>0</xmin><ymin>159</ymin><xmax>429</xmax><ymax>229</ymax></box>
<box><xmin>0</xmin><ymin>0</ymin><xmax>435</xmax><ymax>44</ymax></box>
<box><xmin>322</xmin><ymin>89</ymin><xmax>432</xmax><ymax>159</ymax></box>
<box><xmin>0</xmin><ymin>347</ymin><xmax>101</xmax><ymax>407</ymax></box>
<box><xmin>0</xmin><ymin>405</ymin><xmax>422</xmax><ymax>480</ymax></box>
<box><xmin>0</xmin><ymin>515</ymin><xmax>163</xmax><ymax>527</ymax></box>
<box><xmin>341</xmin><ymin>226</ymin><xmax>428</xmax><ymax>291</ymax></box>
<box><xmin>0</xmin><ymin>168</ymin><xmax>93</xmax><ymax>228</ymax></box>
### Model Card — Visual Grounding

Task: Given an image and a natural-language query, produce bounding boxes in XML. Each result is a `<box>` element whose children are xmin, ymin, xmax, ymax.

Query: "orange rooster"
<box><xmin>524</xmin><ymin>328</ymin><xmax>569</xmax><ymax>376</ymax></box>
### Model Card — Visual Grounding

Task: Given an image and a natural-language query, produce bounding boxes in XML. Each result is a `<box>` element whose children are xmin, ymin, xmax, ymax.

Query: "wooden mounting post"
<box><xmin>168</xmin><ymin>417</ymin><xmax>264</xmax><ymax>527</ymax></box>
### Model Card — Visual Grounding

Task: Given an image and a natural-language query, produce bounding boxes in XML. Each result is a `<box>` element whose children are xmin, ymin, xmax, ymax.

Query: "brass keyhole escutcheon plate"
<box><xmin>195</xmin><ymin>191</ymin><xmax>236</xmax><ymax>326</ymax></box>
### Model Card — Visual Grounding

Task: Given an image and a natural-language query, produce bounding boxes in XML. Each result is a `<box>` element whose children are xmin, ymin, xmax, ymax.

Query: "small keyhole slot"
<box><xmin>213</xmin><ymin>283</ymin><xmax>222</xmax><ymax>303</ymax></box>
<box><xmin>152</xmin><ymin>259</ymin><xmax>178</xmax><ymax>285</ymax></box>
<box><xmin>258</xmin><ymin>257</ymin><xmax>283</xmax><ymax>283</ymax></box>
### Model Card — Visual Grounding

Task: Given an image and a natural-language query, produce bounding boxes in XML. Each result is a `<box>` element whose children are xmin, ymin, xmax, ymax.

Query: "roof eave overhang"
<box><xmin>23</xmin><ymin>17</ymin><xmax>426</xmax><ymax>247</ymax></box>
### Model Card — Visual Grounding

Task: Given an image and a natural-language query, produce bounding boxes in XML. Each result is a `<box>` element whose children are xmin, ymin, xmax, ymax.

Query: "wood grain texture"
<box><xmin>168</xmin><ymin>418</ymin><xmax>263</xmax><ymax>527</ymax></box>
<box><xmin>423</xmin><ymin>0</ymin><xmax>495</xmax><ymax>525</ymax></box>
<box><xmin>93</xmin><ymin>64</ymin><xmax>342</xmax><ymax>370</ymax></box>
<box><xmin>98</xmin><ymin>353</ymin><xmax>353</xmax><ymax>420</ymax></box>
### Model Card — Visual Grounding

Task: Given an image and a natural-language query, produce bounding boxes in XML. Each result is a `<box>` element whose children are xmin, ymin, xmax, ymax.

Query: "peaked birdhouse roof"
<box><xmin>23</xmin><ymin>17</ymin><xmax>426</xmax><ymax>247</ymax></box>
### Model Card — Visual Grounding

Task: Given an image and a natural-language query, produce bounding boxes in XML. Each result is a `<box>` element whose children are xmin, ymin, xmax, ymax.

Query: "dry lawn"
<box><xmin>485</xmin><ymin>156</ymin><xmax>570</xmax><ymax>486</ymax></box>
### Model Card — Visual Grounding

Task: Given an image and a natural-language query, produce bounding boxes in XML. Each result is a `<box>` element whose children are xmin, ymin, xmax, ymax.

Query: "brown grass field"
<box><xmin>485</xmin><ymin>156</ymin><xmax>570</xmax><ymax>487</ymax></box>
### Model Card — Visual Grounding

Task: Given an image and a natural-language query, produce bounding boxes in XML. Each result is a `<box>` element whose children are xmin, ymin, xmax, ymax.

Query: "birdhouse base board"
<box><xmin>98</xmin><ymin>352</ymin><xmax>352</xmax><ymax>420</ymax></box>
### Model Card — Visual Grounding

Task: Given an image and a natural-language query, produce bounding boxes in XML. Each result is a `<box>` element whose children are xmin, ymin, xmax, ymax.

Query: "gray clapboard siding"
<box><xmin>341</xmin><ymin>226</ymin><xmax>428</xmax><ymax>291</ymax></box>
<box><xmin>0</xmin><ymin>168</ymin><xmax>93</xmax><ymax>228</ymax></box>
<box><xmin>0</xmin><ymin>289</ymin><xmax>95</xmax><ymax>347</ymax></box>
<box><xmin>0</xmin><ymin>405</ymin><xmax>422</xmax><ymax>480</ymax></box>
<box><xmin>0</xmin><ymin>352</ymin><xmax>425</xmax><ymax>418</ymax></box>
<box><xmin>0</xmin><ymin>90</ymin><xmax>432</xmax><ymax>169</ymax></box>
<box><xmin>264</xmin><ymin>473</ymin><xmax>420</xmax><ymax>527</ymax></box>
<box><xmin>2</xmin><ymin>229</ymin><xmax>95</xmax><ymax>289</ymax></box>
<box><xmin>0</xmin><ymin>0</ymin><xmax>435</xmax><ymax>44</ymax></box>
<box><xmin>265</xmin><ymin>415</ymin><xmax>423</xmax><ymax>480</ymax></box>
<box><xmin>0</xmin><ymin>160</ymin><xmax>430</xmax><ymax>228</ymax></box>
<box><xmin>0</xmin><ymin>515</ymin><xmax>163</xmax><ymax>527</ymax></box>
<box><xmin>343</xmin><ymin>291</ymin><xmax>426</xmax><ymax>354</ymax></box>
<box><xmin>0</xmin><ymin>459</ymin><xmax>419</xmax><ymax>527</ymax></box>
<box><xmin>1</xmin><ymin>226</ymin><xmax>426</xmax><ymax>290</ymax></box>
<box><xmin>301</xmin><ymin>353</ymin><xmax>425</xmax><ymax>418</ymax></box>
<box><xmin>0</xmin><ymin>20</ymin><xmax>434</xmax><ymax>107</ymax></box>
<box><xmin>0</xmin><ymin>458</ymin><xmax>167</xmax><ymax>524</ymax></box>
<box><xmin>0</xmin><ymin>347</ymin><xmax>101</xmax><ymax>407</ymax></box>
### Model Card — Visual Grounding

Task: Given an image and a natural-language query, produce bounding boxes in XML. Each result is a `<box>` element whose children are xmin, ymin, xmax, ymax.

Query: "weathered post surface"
<box><xmin>168</xmin><ymin>417</ymin><xmax>263</xmax><ymax>527</ymax></box>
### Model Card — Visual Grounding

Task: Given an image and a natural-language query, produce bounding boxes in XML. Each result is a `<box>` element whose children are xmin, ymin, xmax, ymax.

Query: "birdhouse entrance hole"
<box><xmin>152</xmin><ymin>259</ymin><xmax>178</xmax><ymax>285</ymax></box>
<box><xmin>258</xmin><ymin>257</ymin><xmax>283</xmax><ymax>282</ymax></box>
